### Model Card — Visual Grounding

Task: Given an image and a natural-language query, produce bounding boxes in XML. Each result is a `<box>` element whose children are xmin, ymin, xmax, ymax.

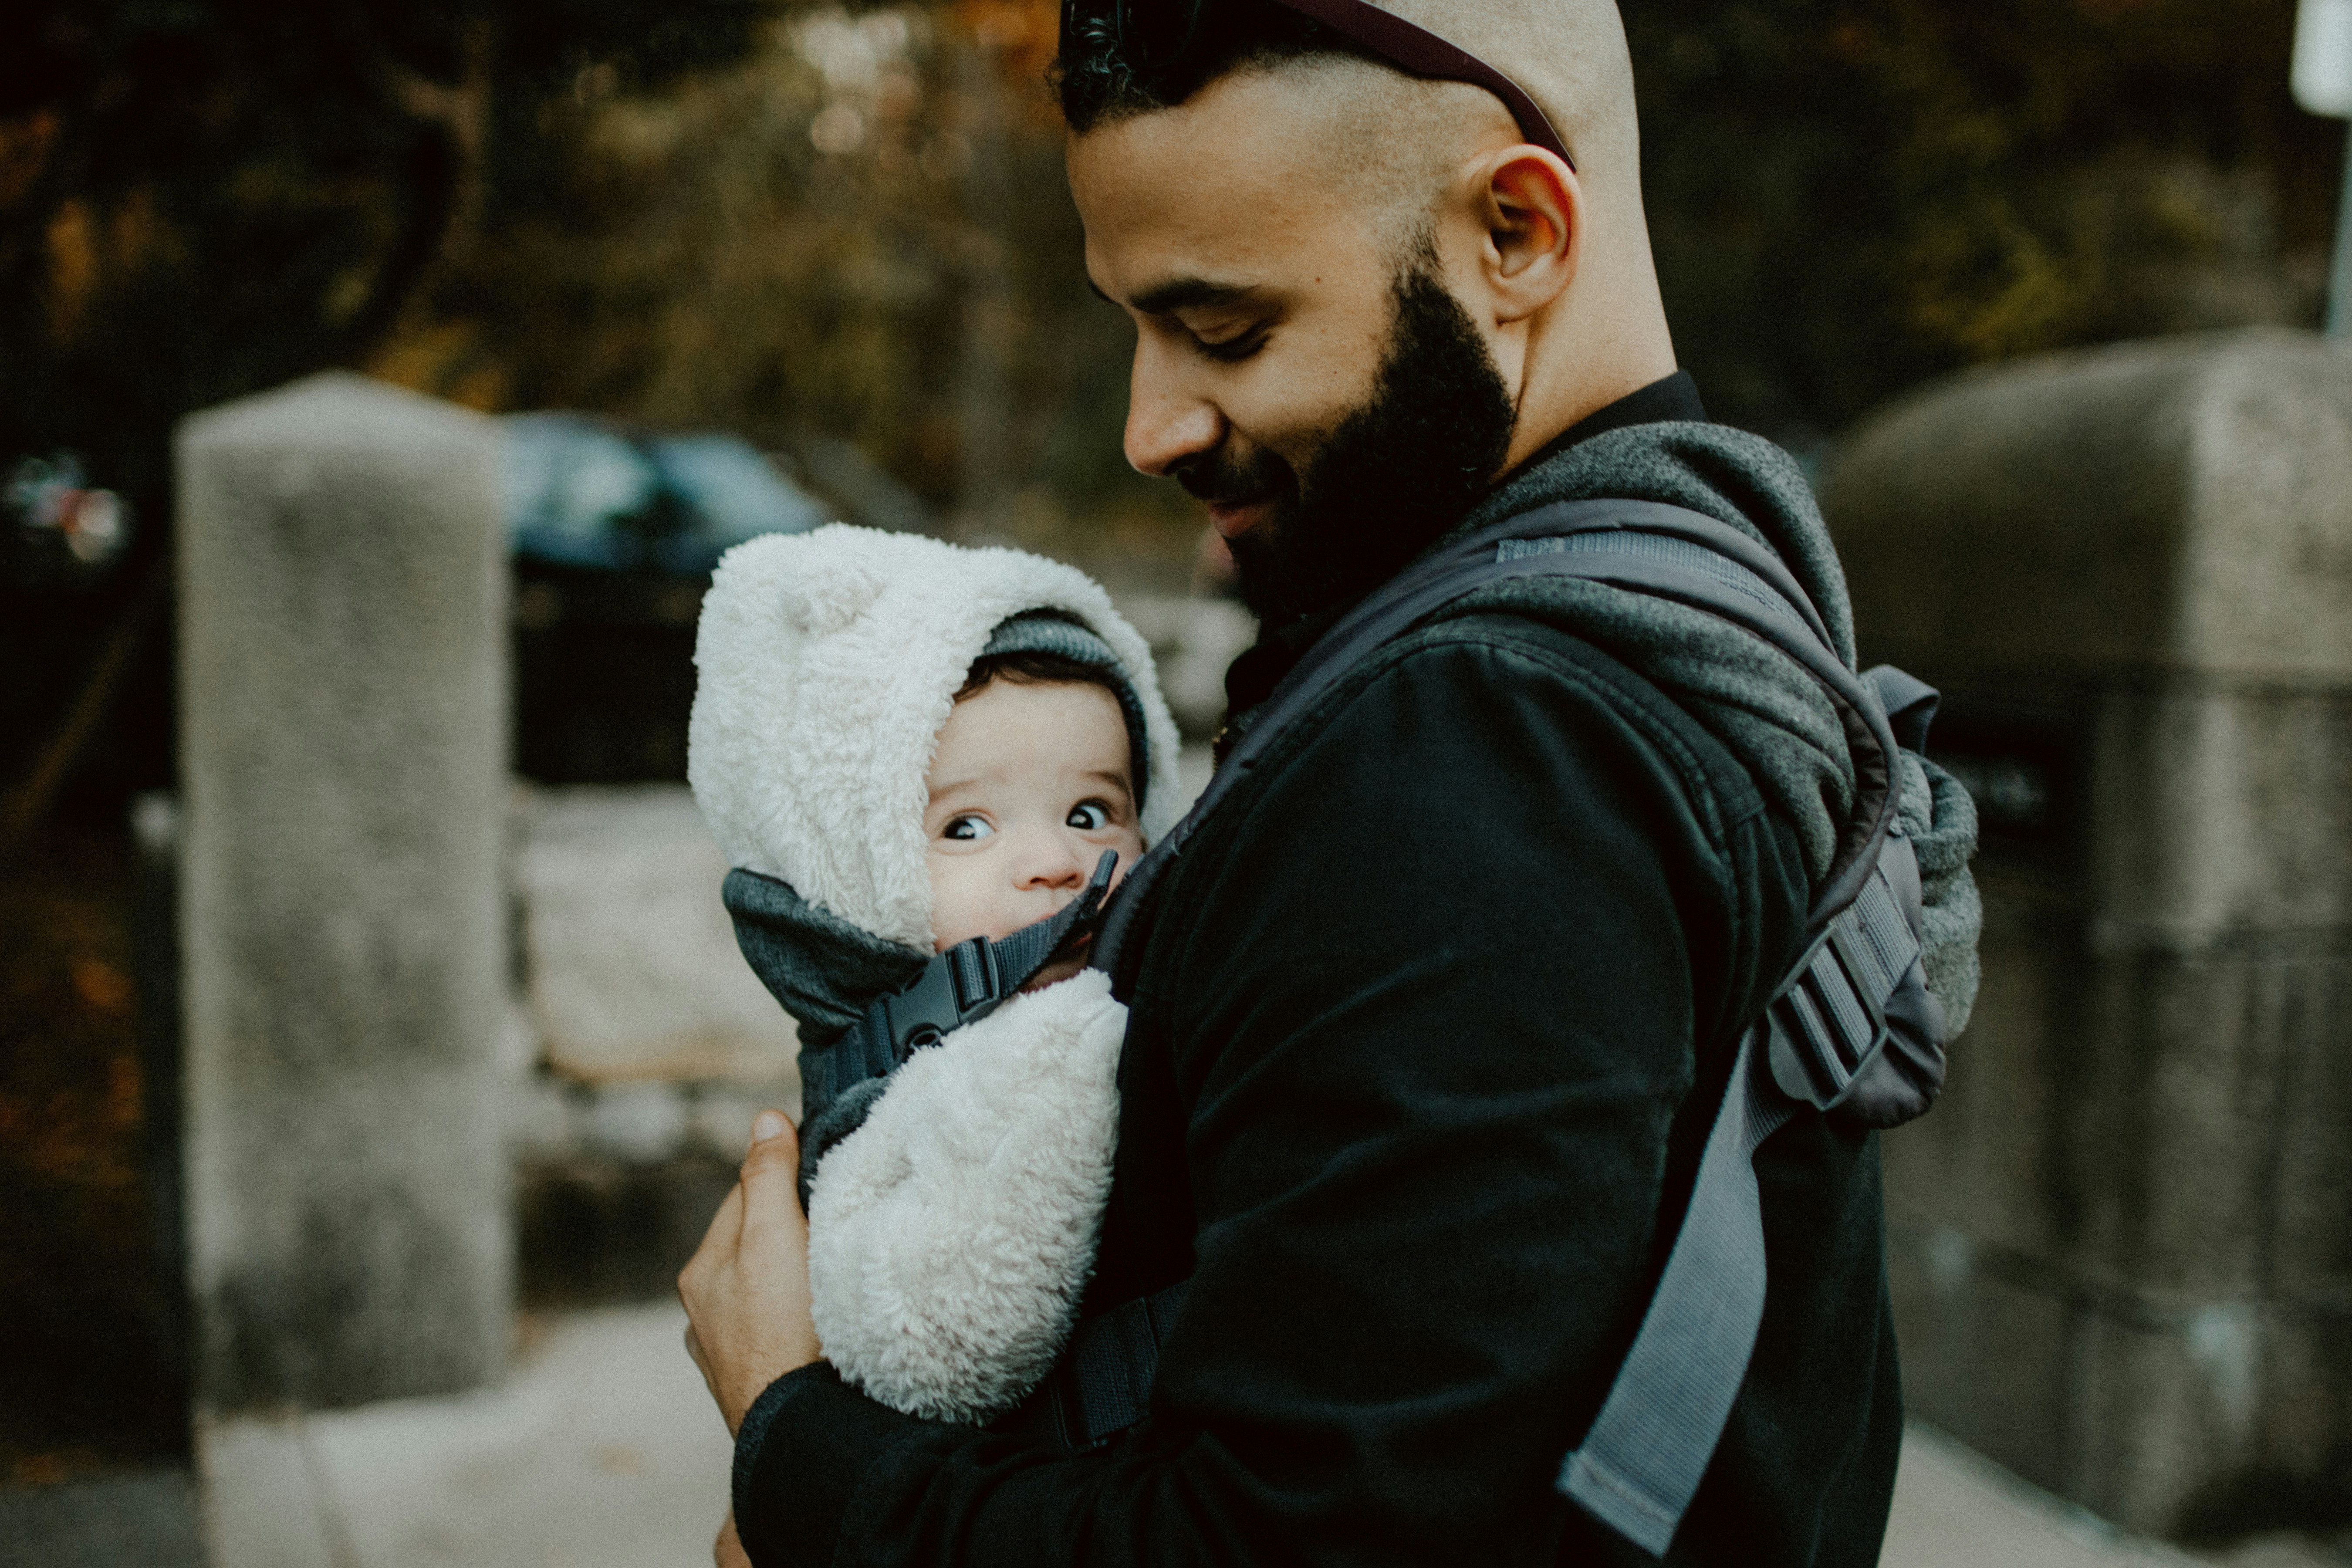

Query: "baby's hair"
<box><xmin>955</xmin><ymin>649</ymin><xmax>1122</xmax><ymax>705</ymax></box>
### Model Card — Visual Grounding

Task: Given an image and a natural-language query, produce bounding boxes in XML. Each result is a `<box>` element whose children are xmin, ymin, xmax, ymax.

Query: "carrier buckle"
<box><xmin>874</xmin><ymin>936</ymin><xmax>1001</xmax><ymax>1062</ymax></box>
<box><xmin>1765</xmin><ymin>919</ymin><xmax>1894</xmax><ymax>1110</ymax></box>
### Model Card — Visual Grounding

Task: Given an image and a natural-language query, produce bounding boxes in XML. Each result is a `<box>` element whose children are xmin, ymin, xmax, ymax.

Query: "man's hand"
<box><xmin>716</xmin><ymin>1512</ymin><xmax>752</xmax><ymax>1568</ymax></box>
<box><xmin>679</xmin><ymin>1110</ymin><xmax>823</xmax><ymax>1436</ymax></box>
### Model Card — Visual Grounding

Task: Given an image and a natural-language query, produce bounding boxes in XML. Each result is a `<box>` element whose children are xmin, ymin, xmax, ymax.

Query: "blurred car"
<box><xmin>503</xmin><ymin>415</ymin><xmax>825</xmax><ymax>576</ymax></box>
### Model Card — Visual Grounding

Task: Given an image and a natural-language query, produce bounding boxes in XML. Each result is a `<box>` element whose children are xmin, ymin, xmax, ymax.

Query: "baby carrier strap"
<box><xmin>780</xmin><ymin>849</ymin><xmax>1119</xmax><ymax>1203</ymax></box>
<box><xmin>1040</xmin><ymin>499</ymin><xmax>1951</xmax><ymax>1556</ymax></box>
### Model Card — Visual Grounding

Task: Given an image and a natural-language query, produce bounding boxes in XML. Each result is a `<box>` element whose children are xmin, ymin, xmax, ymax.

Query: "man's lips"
<box><xmin>1205</xmin><ymin>496</ymin><xmax>1276</xmax><ymax>539</ymax></box>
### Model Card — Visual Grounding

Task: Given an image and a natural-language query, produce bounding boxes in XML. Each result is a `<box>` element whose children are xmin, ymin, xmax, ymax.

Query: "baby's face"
<box><xmin>923</xmin><ymin>677</ymin><xmax>1143</xmax><ymax>983</ymax></box>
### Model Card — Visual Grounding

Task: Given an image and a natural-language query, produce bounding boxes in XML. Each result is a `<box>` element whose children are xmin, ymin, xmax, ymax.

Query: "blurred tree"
<box><xmin>374</xmin><ymin>0</ymin><xmax>1194</xmax><ymax>572</ymax></box>
<box><xmin>0</xmin><ymin>0</ymin><xmax>784</xmax><ymax>828</ymax></box>
<box><xmin>3</xmin><ymin>0</ymin><xmax>781</xmax><ymax>514</ymax></box>
<box><xmin>1626</xmin><ymin>0</ymin><xmax>2344</xmax><ymax>438</ymax></box>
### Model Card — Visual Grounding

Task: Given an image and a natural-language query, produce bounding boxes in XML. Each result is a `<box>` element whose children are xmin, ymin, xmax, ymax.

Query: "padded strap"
<box><xmin>1034</xmin><ymin>1280</ymin><xmax>1191</xmax><ymax>1450</ymax></box>
<box><xmin>1558</xmin><ymin>1025</ymin><xmax>1792</xmax><ymax>1555</ymax></box>
<box><xmin>1767</xmin><ymin>867</ymin><xmax>1922</xmax><ymax>1109</ymax></box>
<box><xmin>1094</xmin><ymin>500</ymin><xmax>1897</xmax><ymax>987</ymax></box>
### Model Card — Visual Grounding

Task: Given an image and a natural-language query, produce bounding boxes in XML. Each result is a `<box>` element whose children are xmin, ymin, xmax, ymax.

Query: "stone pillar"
<box><xmin>177</xmin><ymin>372</ymin><xmax>510</xmax><ymax>1413</ymax></box>
<box><xmin>1823</xmin><ymin>329</ymin><xmax>2352</xmax><ymax>1538</ymax></box>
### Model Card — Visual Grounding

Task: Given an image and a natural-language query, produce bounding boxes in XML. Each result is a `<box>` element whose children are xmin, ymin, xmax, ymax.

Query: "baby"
<box><xmin>688</xmin><ymin>524</ymin><xmax>1180</xmax><ymax>1424</ymax></box>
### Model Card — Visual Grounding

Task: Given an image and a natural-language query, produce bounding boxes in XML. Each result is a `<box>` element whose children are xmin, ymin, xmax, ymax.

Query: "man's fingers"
<box><xmin>684</xmin><ymin>1111</ymin><xmax>792</xmax><ymax>1294</ymax></box>
<box><xmin>716</xmin><ymin>1512</ymin><xmax>751</xmax><ymax>1568</ymax></box>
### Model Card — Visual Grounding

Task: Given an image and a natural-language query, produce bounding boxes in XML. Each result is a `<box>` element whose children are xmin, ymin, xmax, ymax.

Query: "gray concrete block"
<box><xmin>1887</xmin><ymin>1224</ymin><xmax>2078</xmax><ymax>1496</ymax></box>
<box><xmin>178</xmin><ymin>372</ymin><xmax>510</xmax><ymax>1414</ymax></box>
<box><xmin>2089</xmin><ymin>690</ymin><xmax>2352</xmax><ymax>945</ymax></box>
<box><xmin>1825</xmin><ymin>330</ymin><xmax>2352</xmax><ymax>685</ymax></box>
<box><xmin>1882</xmin><ymin>866</ymin><xmax>2089</xmax><ymax>1263</ymax></box>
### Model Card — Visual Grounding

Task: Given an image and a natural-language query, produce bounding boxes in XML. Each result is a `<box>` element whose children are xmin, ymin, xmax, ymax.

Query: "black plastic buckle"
<box><xmin>1765</xmin><ymin>921</ymin><xmax>1894</xmax><ymax>1111</ymax></box>
<box><xmin>873</xmin><ymin>937</ymin><xmax>1002</xmax><ymax>1063</ymax></box>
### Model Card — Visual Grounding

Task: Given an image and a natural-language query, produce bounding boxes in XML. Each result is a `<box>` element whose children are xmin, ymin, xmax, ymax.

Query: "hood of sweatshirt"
<box><xmin>1450</xmin><ymin>419</ymin><xmax>1860</xmax><ymax>879</ymax></box>
<box><xmin>1440</xmin><ymin>418</ymin><xmax>1978</xmax><ymax>1031</ymax></box>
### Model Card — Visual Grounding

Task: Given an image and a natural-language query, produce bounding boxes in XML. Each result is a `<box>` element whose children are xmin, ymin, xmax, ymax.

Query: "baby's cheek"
<box><xmin>925</xmin><ymin>850</ymin><xmax>988</xmax><ymax>950</ymax></box>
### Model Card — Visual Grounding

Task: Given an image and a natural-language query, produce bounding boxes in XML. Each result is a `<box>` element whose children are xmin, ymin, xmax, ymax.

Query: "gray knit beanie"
<box><xmin>979</xmin><ymin>611</ymin><xmax>1154</xmax><ymax>816</ymax></box>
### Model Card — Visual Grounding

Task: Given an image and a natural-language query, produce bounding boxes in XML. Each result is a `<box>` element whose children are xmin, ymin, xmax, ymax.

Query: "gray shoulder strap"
<box><xmin>1558</xmin><ymin>1024</ymin><xmax>1792</xmax><ymax>1553</ymax></box>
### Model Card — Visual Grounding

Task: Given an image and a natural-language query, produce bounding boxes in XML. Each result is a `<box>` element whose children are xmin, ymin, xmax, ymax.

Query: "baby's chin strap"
<box><xmin>832</xmin><ymin>849</ymin><xmax>1121</xmax><ymax>1087</ymax></box>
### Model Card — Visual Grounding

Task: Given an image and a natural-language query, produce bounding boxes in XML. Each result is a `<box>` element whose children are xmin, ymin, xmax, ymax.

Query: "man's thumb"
<box><xmin>738</xmin><ymin>1108</ymin><xmax>803</xmax><ymax>1211</ymax></box>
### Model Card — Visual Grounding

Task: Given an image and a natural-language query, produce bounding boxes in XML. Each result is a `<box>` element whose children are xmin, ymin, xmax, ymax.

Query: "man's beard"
<box><xmin>1184</xmin><ymin>253</ymin><xmax>1519</xmax><ymax>628</ymax></box>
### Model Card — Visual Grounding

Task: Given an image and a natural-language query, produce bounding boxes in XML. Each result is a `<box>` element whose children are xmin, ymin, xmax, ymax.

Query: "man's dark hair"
<box><xmin>1054</xmin><ymin>3</ymin><xmax>1361</xmax><ymax>132</ymax></box>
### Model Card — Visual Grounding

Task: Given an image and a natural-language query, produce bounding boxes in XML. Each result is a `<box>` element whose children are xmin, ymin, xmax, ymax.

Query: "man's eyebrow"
<box><xmin>1097</xmin><ymin>276</ymin><xmax>1260</xmax><ymax>316</ymax></box>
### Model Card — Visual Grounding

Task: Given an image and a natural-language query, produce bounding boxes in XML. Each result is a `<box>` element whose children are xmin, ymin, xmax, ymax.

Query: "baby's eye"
<box><xmin>1067</xmin><ymin>802</ymin><xmax>1111</xmax><ymax>831</ymax></box>
<box><xmin>942</xmin><ymin>814</ymin><xmax>994</xmax><ymax>841</ymax></box>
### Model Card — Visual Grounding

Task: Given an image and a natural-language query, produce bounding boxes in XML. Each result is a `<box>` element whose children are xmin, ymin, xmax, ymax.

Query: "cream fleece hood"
<box><xmin>688</xmin><ymin>522</ymin><xmax>1183</xmax><ymax>951</ymax></box>
<box><xmin>687</xmin><ymin>523</ymin><xmax>1176</xmax><ymax>1425</ymax></box>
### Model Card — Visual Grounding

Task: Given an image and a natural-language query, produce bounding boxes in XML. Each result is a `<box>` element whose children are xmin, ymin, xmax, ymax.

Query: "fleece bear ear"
<box><xmin>783</xmin><ymin>559</ymin><xmax>887</xmax><ymax>639</ymax></box>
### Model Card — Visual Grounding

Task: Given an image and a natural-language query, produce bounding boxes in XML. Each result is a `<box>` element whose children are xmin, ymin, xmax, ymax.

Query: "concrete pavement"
<box><xmin>8</xmin><ymin>1300</ymin><xmax>2331</xmax><ymax>1566</ymax></box>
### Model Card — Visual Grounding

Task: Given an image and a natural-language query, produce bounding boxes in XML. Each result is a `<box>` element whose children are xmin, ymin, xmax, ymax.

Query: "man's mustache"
<box><xmin>1174</xmin><ymin>446</ymin><xmax>1295</xmax><ymax>507</ymax></box>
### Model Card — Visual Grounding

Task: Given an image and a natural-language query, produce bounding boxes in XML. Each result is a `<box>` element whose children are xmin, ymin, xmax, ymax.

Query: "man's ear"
<box><xmin>1477</xmin><ymin>147</ymin><xmax>1580</xmax><ymax>324</ymax></box>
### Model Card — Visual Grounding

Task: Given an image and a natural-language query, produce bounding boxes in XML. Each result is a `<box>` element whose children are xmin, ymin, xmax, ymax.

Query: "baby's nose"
<box><xmin>1015</xmin><ymin>835</ymin><xmax>1089</xmax><ymax>890</ymax></box>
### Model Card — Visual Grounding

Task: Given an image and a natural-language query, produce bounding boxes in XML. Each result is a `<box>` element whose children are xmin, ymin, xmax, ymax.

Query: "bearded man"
<box><xmin>681</xmin><ymin>2</ymin><xmax>1974</xmax><ymax>1563</ymax></box>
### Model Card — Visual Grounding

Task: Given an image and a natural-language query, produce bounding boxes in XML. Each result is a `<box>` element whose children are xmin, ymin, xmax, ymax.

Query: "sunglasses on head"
<box><xmin>1062</xmin><ymin>0</ymin><xmax>1574</xmax><ymax>172</ymax></box>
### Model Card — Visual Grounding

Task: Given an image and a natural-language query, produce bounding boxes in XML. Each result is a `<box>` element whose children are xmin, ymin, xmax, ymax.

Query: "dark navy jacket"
<box><xmin>732</xmin><ymin>380</ymin><xmax>1904</xmax><ymax>1566</ymax></box>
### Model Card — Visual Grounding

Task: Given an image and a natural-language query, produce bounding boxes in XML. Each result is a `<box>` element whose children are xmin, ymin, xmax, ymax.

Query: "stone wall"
<box><xmin>1823</xmin><ymin>328</ymin><xmax>2352</xmax><ymax>1537</ymax></box>
<box><xmin>505</xmin><ymin>784</ymin><xmax>796</xmax><ymax>1303</ymax></box>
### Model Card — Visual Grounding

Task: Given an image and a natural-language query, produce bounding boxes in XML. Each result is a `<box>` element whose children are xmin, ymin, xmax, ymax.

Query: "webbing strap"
<box><xmin>1039</xmin><ymin>1280</ymin><xmax>1190</xmax><ymax>1450</ymax></box>
<box><xmin>1496</xmin><ymin>532</ymin><xmax>1809</xmax><ymax>633</ymax></box>
<box><xmin>1559</xmin><ymin>871</ymin><xmax>1919</xmax><ymax>1554</ymax></box>
<box><xmin>838</xmin><ymin>848</ymin><xmax>1120</xmax><ymax>1081</ymax></box>
<box><xmin>1558</xmin><ymin>1026</ymin><xmax>1792</xmax><ymax>1555</ymax></box>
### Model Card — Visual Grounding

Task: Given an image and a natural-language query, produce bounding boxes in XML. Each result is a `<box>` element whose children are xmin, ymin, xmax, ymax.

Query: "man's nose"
<box><xmin>1124</xmin><ymin>341</ymin><xmax>1223</xmax><ymax>477</ymax></box>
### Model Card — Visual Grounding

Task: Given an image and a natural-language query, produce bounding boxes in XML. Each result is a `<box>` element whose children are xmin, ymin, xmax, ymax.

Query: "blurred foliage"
<box><xmin>1</xmin><ymin>0</ymin><xmax>2346</xmax><ymax>807</ymax></box>
<box><xmin>0</xmin><ymin>831</ymin><xmax>179</xmax><ymax>1472</ymax></box>
<box><xmin>1628</xmin><ymin>0</ymin><xmax>2342</xmax><ymax>436</ymax></box>
<box><xmin>370</xmin><ymin>0</ymin><xmax>1195</xmax><ymax>562</ymax></box>
<box><xmin>2</xmin><ymin>0</ymin><xmax>780</xmax><ymax>512</ymax></box>
<box><xmin>4</xmin><ymin>0</ymin><xmax>2342</xmax><ymax>541</ymax></box>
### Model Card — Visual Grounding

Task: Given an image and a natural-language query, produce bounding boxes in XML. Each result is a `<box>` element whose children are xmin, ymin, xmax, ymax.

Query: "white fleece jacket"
<box><xmin>688</xmin><ymin>523</ymin><xmax>1180</xmax><ymax>1424</ymax></box>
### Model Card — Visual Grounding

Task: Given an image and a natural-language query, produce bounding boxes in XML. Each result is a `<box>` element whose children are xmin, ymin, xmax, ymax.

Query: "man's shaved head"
<box><xmin>1063</xmin><ymin>0</ymin><xmax>1676</xmax><ymax>624</ymax></box>
<box><xmin>1057</xmin><ymin>0</ymin><xmax>1646</xmax><ymax>238</ymax></box>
